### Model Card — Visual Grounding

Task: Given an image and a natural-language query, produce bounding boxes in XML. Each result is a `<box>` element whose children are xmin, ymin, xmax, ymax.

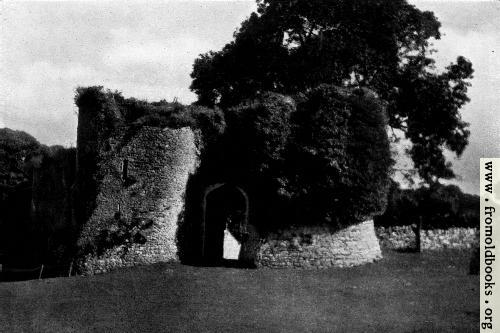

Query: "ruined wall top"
<box><xmin>73</xmin><ymin>86</ymin><xmax>208</xmax><ymax>229</ymax></box>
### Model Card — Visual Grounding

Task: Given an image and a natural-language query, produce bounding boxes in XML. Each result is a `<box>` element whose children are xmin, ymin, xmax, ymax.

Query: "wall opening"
<box><xmin>121</xmin><ymin>159</ymin><xmax>128</xmax><ymax>181</ymax></box>
<box><xmin>201</xmin><ymin>183</ymin><xmax>248</xmax><ymax>265</ymax></box>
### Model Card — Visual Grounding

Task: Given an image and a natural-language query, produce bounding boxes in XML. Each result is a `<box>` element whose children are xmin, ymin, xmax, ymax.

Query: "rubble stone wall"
<box><xmin>376</xmin><ymin>226</ymin><xmax>479</xmax><ymax>250</ymax></box>
<box><xmin>255</xmin><ymin>220</ymin><xmax>382</xmax><ymax>268</ymax></box>
<box><xmin>77</xmin><ymin>126</ymin><xmax>198</xmax><ymax>274</ymax></box>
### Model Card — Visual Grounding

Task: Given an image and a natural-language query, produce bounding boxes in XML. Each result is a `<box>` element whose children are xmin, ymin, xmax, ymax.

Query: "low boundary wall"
<box><xmin>376</xmin><ymin>226</ymin><xmax>479</xmax><ymax>250</ymax></box>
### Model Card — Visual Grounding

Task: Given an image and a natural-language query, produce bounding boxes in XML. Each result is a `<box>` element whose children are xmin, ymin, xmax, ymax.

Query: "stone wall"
<box><xmin>255</xmin><ymin>220</ymin><xmax>382</xmax><ymax>268</ymax></box>
<box><xmin>376</xmin><ymin>226</ymin><xmax>479</xmax><ymax>250</ymax></box>
<box><xmin>77</xmin><ymin>126</ymin><xmax>199</xmax><ymax>274</ymax></box>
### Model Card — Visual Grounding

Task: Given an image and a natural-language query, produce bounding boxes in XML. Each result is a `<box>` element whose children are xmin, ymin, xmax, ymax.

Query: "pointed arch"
<box><xmin>201</xmin><ymin>183</ymin><xmax>249</xmax><ymax>259</ymax></box>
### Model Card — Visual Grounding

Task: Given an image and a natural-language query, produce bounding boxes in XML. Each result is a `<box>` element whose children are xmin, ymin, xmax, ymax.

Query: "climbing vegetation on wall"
<box><xmin>74</xmin><ymin>85</ymin><xmax>392</xmax><ymax>231</ymax></box>
<box><xmin>287</xmin><ymin>85</ymin><xmax>393</xmax><ymax>225</ymax></box>
<box><xmin>74</xmin><ymin>86</ymin><xmax>226</xmax><ymax>150</ymax></box>
<box><xmin>198</xmin><ymin>85</ymin><xmax>392</xmax><ymax>230</ymax></box>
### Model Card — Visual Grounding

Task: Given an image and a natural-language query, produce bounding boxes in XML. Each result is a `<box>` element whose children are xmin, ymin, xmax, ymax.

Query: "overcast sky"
<box><xmin>1</xmin><ymin>0</ymin><xmax>499</xmax><ymax>194</ymax></box>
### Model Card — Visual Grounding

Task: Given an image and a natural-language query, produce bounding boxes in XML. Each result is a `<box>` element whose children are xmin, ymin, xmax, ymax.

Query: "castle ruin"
<box><xmin>68</xmin><ymin>87</ymin><xmax>382</xmax><ymax>274</ymax></box>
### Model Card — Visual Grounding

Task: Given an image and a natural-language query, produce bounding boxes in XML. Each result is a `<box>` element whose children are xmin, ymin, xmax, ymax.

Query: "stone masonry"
<box><xmin>376</xmin><ymin>226</ymin><xmax>479</xmax><ymax>250</ymax></box>
<box><xmin>78</xmin><ymin>126</ymin><xmax>199</xmax><ymax>274</ymax></box>
<box><xmin>256</xmin><ymin>220</ymin><xmax>382</xmax><ymax>268</ymax></box>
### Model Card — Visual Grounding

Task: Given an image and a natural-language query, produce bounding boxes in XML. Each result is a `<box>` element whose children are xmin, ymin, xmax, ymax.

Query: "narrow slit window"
<box><xmin>121</xmin><ymin>159</ymin><xmax>128</xmax><ymax>180</ymax></box>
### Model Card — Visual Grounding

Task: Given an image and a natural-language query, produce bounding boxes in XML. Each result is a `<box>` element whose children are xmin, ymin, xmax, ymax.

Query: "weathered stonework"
<box><xmin>255</xmin><ymin>220</ymin><xmax>382</xmax><ymax>268</ymax></box>
<box><xmin>77</xmin><ymin>126</ymin><xmax>198</xmax><ymax>274</ymax></box>
<box><xmin>376</xmin><ymin>226</ymin><xmax>479</xmax><ymax>250</ymax></box>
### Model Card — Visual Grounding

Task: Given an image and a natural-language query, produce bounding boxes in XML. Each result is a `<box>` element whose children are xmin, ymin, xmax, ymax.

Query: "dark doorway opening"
<box><xmin>202</xmin><ymin>183</ymin><xmax>248</xmax><ymax>266</ymax></box>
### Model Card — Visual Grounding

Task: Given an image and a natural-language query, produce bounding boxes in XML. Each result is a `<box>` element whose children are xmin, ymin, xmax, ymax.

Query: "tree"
<box><xmin>0</xmin><ymin>128</ymin><xmax>43</xmax><ymax>189</ymax></box>
<box><xmin>375</xmin><ymin>181</ymin><xmax>479</xmax><ymax>229</ymax></box>
<box><xmin>190</xmin><ymin>0</ymin><xmax>473</xmax><ymax>183</ymax></box>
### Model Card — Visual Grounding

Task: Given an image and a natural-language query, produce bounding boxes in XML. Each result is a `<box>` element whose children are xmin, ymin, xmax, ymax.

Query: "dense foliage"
<box><xmin>287</xmin><ymin>86</ymin><xmax>392</xmax><ymax>224</ymax></box>
<box><xmin>222</xmin><ymin>92</ymin><xmax>294</xmax><ymax>184</ymax></box>
<box><xmin>200</xmin><ymin>86</ymin><xmax>392</xmax><ymax>228</ymax></box>
<box><xmin>0</xmin><ymin>128</ymin><xmax>44</xmax><ymax>254</ymax></box>
<box><xmin>375</xmin><ymin>180</ymin><xmax>479</xmax><ymax>229</ymax></box>
<box><xmin>75</xmin><ymin>86</ymin><xmax>226</xmax><ymax>147</ymax></box>
<box><xmin>0</xmin><ymin>129</ymin><xmax>76</xmax><ymax>267</ymax></box>
<box><xmin>190</xmin><ymin>0</ymin><xmax>473</xmax><ymax>183</ymax></box>
<box><xmin>0</xmin><ymin>128</ymin><xmax>43</xmax><ymax>189</ymax></box>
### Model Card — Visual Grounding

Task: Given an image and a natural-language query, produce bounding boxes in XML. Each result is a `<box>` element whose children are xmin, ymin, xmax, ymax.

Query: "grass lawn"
<box><xmin>0</xmin><ymin>249</ymin><xmax>478</xmax><ymax>333</ymax></box>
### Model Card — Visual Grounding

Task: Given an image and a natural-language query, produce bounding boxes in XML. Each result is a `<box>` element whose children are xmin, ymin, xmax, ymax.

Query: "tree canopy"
<box><xmin>375</xmin><ymin>180</ymin><xmax>479</xmax><ymax>229</ymax></box>
<box><xmin>190</xmin><ymin>0</ymin><xmax>473</xmax><ymax>183</ymax></box>
<box><xmin>0</xmin><ymin>128</ymin><xmax>42</xmax><ymax>189</ymax></box>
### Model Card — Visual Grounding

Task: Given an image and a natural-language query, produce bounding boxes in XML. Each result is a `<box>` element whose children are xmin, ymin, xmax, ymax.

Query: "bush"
<box><xmin>90</xmin><ymin>215</ymin><xmax>153</xmax><ymax>256</ymax></box>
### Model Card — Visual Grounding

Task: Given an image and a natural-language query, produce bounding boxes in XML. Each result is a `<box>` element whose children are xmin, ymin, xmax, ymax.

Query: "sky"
<box><xmin>1</xmin><ymin>0</ymin><xmax>499</xmax><ymax>194</ymax></box>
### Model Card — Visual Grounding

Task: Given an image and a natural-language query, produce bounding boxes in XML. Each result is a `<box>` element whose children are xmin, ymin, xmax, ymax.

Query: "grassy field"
<box><xmin>0</xmin><ymin>250</ymin><xmax>478</xmax><ymax>333</ymax></box>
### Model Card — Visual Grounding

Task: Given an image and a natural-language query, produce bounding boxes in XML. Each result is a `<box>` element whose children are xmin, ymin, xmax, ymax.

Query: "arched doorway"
<box><xmin>201</xmin><ymin>183</ymin><xmax>249</xmax><ymax>264</ymax></box>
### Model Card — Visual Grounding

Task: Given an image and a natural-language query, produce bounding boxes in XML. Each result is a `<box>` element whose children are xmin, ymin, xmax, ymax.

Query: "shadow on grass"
<box><xmin>186</xmin><ymin>258</ymin><xmax>256</xmax><ymax>269</ymax></box>
<box><xmin>393</xmin><ymin>247</ymin><xmax>420</xmax><ymax>253</ymax></box>
<box><xmin>222</xmin><ymin>259</ymin><xmax>257</xmax><ymax>269</ymax></box>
